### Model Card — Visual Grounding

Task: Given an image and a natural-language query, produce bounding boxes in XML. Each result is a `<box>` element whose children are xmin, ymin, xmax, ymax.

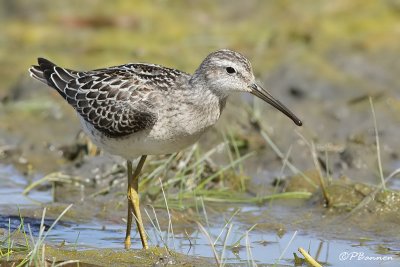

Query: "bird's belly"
<box><xmin>81</xmin><ymin>119</ymin><xmax>205</xmax><ymax>159</ymax></box>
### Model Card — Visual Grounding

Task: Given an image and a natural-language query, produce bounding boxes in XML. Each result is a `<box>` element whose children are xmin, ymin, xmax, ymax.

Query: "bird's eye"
<box><xmin>226</xmin><ymin>67</ymin><xmax>236</xmax><ymax>74</ymax></box>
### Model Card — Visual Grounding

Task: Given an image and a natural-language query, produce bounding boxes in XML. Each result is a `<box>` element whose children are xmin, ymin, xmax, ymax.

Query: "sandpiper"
<box><xmin>29</xmin><ymin>49</ymin><xmax>302</xmax><ymax>249</ymax></box>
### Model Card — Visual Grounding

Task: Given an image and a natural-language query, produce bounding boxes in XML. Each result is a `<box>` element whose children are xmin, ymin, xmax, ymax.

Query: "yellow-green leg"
<box><xmin>124</xmin><ymin>156</ymin><xmax>148</xmax><ymax>249</ymax></box>
<box><xmin>124</xmin><ymin>159</ymin><xmax>133</xmax><ymax>249</ymax></box>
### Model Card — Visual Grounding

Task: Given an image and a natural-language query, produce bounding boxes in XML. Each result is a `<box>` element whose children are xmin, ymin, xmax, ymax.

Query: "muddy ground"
<box><xmin>1</xmin><ymin>1</ymin><xmax>400</xmax><ymax>266</ymax></box>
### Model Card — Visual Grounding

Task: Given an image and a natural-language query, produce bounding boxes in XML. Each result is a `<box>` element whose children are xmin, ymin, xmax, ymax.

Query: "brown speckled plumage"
<box><xmin>30</xmin><ymin>59</ymin><xmax>190</xmax><ymax>137</ymax></box>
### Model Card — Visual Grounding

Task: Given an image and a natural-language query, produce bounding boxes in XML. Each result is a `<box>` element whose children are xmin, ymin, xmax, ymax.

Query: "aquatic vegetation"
<box><xmin>1</xmin><ymin>0</ymin><xmax>400</xmax><ymax>265</ymax></box>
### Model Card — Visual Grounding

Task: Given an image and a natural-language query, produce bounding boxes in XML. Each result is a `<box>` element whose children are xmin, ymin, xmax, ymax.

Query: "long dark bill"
<box><xmin>250</xmin><ymin>84</ymin><xmax>302</xmax><ymax>126</ymax></box>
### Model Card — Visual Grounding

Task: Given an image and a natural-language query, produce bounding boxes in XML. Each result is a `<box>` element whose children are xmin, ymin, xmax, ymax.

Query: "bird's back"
<box><xmin>29</xmin><ymin>58</ymin><xmax>191</xmax><ymax>138</ymax></box>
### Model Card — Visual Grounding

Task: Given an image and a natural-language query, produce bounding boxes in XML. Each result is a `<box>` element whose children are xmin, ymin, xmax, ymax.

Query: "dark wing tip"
<box><xmin>37</xmin><ymin>57</ymin><xmax>56</xmax><ymax>68</ymax></box>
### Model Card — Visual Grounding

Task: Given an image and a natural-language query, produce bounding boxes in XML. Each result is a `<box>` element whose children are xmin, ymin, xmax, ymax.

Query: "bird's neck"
<box><xmin>190</xmin><ymin>80</ymin><xmax>227</xmax><ymax>116</ymax></box>
<box><xmin>189</xmin><ymin>74</ymin><xmax>227</xmax><ymax>112</ymax></box>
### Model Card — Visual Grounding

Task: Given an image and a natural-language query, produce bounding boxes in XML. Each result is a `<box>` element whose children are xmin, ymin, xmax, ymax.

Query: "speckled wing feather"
<box><xmin>29</xmin><ymin>58</ymin><xmax>178</xmax><ymax>137</ymax></box>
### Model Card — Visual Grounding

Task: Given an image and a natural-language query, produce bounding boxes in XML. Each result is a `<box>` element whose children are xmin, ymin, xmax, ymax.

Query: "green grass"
<box><xmin>136</xmin><ymin>138</ymin><xmax>312</xmax><ymax>209</ymax></box>
<box><xmin>23</xmin><ymin>135</ymin><xmax>312</xmax><ymax>211</ymax></box>
<box><xmin>15</xmin><ymin>132</ymin><xmax>314</xmax><ymax>266</ymax></box>
<box><xmin>0</xmin><ymin>210</ymin><xmax>30</xmax><ymax>262</ymax></box>
<box><xmin>0</xmin><ymin>205</ymin><xmax>73</xmax><ymax>266</ymax></box>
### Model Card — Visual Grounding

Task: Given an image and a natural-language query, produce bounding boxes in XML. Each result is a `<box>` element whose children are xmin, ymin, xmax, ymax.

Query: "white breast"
<box><xmin>79</xmin><ymin>88</ymin><xmax>224</xmax><ymax>160</ymax></box>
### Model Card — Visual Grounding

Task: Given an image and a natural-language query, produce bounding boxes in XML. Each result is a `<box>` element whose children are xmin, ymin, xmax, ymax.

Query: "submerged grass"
<box><xmin>3</xmin><ymin>203</ymin><xmax>205</xmax><ymax>266</ymax></box>
<box><xmin>0</xmin><ymin>210</ymin><xmax>30</xmax><ymax>261</ymax></box>
<box><xmin>196</xmin><ymin>210</ymin><xmax>258</xmax><ymax>267</ymax></box>
<box><xmin>0</xmin><ymin>205</ymin><xmax>73</xmax><ymax>266</ymax></box>
<box><xmin>274</xmin><ymin>230</ymin><xmax>297</xmax><ymax>266</ymax></box>
<box><xmin>26</xmin><ymin>205</ymin><xmax>73</xmax><ymax>266</ymax></box>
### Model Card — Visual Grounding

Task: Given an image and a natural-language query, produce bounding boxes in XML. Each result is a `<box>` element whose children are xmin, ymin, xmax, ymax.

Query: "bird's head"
<box><xmin>192</xmin><ymin>49</ymin><xmax>302</xmax><ymax>126</ymax></box>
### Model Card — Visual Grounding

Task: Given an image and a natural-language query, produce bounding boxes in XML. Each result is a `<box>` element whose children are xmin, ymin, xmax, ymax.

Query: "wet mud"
<box><xmin>1</xmin><ymin>1</ymin><xmax>400</xmax><ymax>266</ymax></box>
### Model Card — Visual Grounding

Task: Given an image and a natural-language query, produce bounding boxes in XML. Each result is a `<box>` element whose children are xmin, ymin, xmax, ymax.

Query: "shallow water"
<box><xmin>44</xmin><ymin>220</ymin><xmax>398</xmax><ymax>266</ymax></box>
<box><xmin>0</xmin><ymin>164</ymin><xmax>52</xmax><ymax>206</ymax></box>
<box><xmin>1</xmin><ymin>1</ymin><xmax>400</xmax><ymax>266</ymax></box>
<box><xmin>1</xmin><ymin>165</ymin><xmax>399</xmax><ymax>266</ymax></box>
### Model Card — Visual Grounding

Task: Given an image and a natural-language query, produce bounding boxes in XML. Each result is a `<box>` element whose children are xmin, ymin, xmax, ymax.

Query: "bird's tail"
<box><xmin>29</xmin><ymin>58</ymin><xmax>58</xmax><ymax>86</ymax></box>
<box><xmin>29</xmin><ymin>58</ymin><xmax>79</xmax><ymax>99</ymax></box>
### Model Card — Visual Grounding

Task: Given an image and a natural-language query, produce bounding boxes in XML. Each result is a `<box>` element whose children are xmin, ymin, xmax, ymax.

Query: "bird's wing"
<box><xmin>29</xmin><ymin>58</ymin><xmax>189</xmax><ymax>137</ymax></box>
